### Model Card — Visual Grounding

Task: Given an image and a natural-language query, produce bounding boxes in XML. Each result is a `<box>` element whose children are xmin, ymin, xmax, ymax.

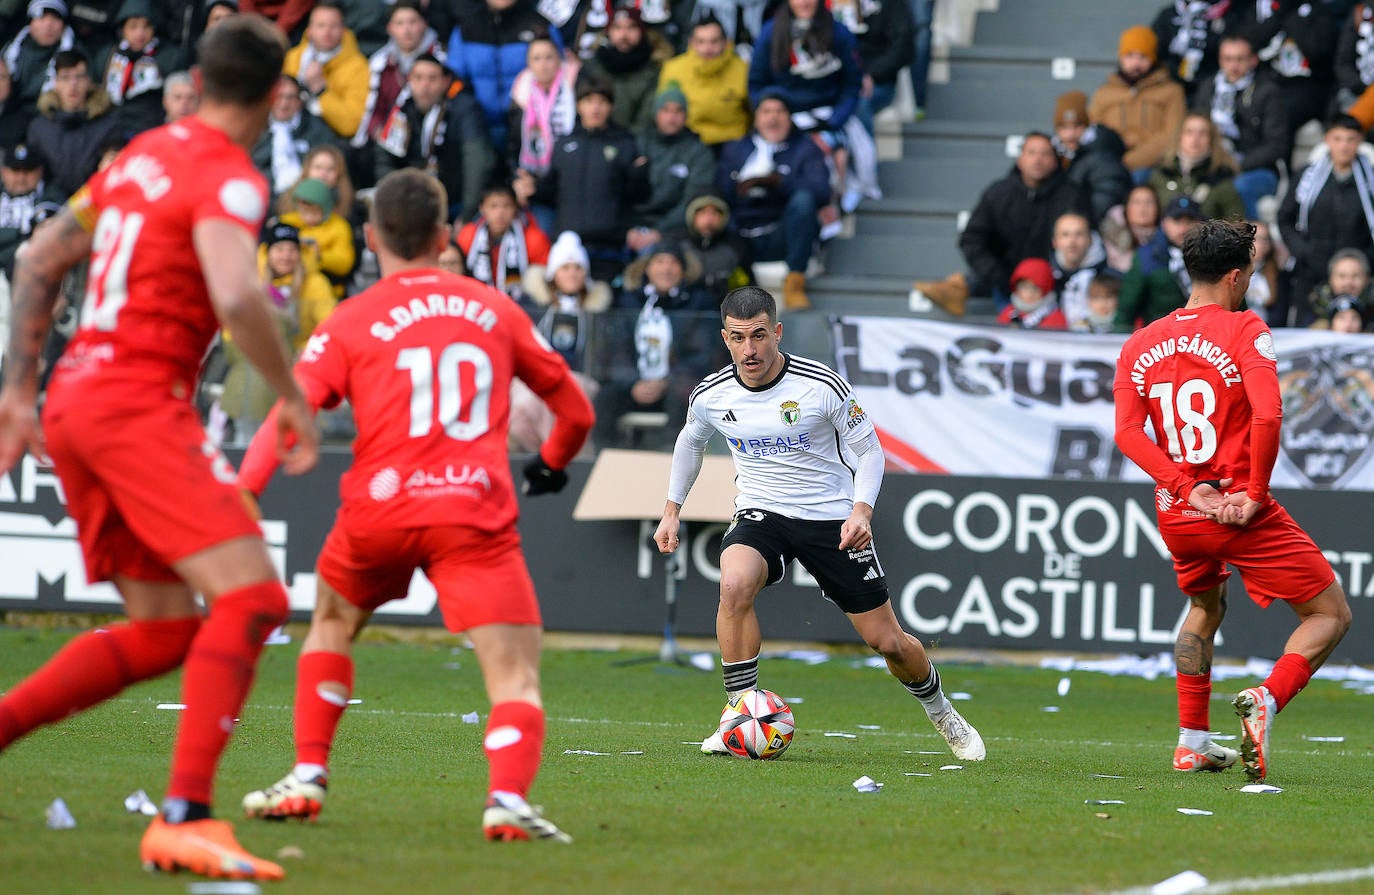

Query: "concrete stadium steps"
<box><xmin>824</xmin><ymin>233</ymin><xmax>963</xmax><ymax>278</ymax></box>
<box><xmin>874</xmin><ymin>156</ymin><xmax>1008</xmax><ymax>202</ymax></box>
<box><xmin>970</xmin><ymin>6</ymin><xmax>1135</xmax><ymax>57</ymax></box>
<box><xmin>805</xmin><ymin>274</ymin><xmax>1000</xmax><ymax>322</ymax></box>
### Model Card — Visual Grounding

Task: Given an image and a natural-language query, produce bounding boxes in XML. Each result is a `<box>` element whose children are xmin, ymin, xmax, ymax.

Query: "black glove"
<box><xmin>522</xmin><ymin>455</ymin><xmax>568</xmax><ymax>496</ymax></box>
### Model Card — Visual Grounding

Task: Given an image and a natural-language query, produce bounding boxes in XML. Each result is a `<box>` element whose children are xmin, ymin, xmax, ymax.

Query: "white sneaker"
<box><xmin>241</xmin><ymin>771</ymin><xmax>327</xmax><ymax>821</ymax></box>
<box><xmin>930</xmin><ymin>707</ymin><xmax>986</xmax><ymax>761</ymax></box>
<box><xmin>1234</xmin><ymin>686</ymin><xmax>1277</xmax><ymax>782</ymax></box>
<box><xmin>700</xmin><ymin>729</ymin><xmax>729</xmax><ymax>755</ymax></box>
<box><xmin>483</xmin><ymin>793</ymin><xmax>572</xmax><ymax>843</ymax></box>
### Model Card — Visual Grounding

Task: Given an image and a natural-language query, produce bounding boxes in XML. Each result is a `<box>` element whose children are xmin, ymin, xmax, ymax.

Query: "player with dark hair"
<box><xmin>237</xmin><ymin>168</ymin><xmax>593</xmax><ymax>843</ymax></box>
<box><xmin>0</xmin><ymin>13</ymin><xmax>317</xmax><ymax>881</ymax></box>
<box><xmin>654</xmin><ymin>285</ymin><xmax>985</xmax><ymax>761</ymax></box>
<box><xmin>1113</xmin><ymin>219</ymin><xmax>1351</xmax><ymax>783</ymax></box>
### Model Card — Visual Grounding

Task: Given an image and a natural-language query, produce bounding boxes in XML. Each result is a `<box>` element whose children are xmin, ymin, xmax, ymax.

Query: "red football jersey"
<box><xmin>1113</xmin><ymin>303</ymin><xmax>1282</xmax><ymax>516</ymax></box>
<box><xmin>240</xmin><ymin>269</ymin><xmax>575</xmax><ymax>532</ymax></box>
<box><xmin>55</xmin><ymin>117</ymin><xmax>269</xmax><ymax>388</ymax></box>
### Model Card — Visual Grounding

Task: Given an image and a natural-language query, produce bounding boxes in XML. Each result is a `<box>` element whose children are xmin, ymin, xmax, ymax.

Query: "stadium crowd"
<box><xmin>1</xmin><ymin>0</ymin><xmax>1372</xmax><ymax>453</ymax></box>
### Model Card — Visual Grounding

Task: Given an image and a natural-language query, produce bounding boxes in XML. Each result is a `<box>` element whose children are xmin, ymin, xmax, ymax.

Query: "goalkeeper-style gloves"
<box><xmin>522</xmin><ymin>454</ymin><xmax>568</xmax><ymax>496</ymax></box>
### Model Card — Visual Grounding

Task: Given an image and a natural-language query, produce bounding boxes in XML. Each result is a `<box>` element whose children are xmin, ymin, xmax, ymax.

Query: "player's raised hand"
<box><xmin>275</xmin><ymin>395</ymin><xmax>319</xmax><ymax>476</ymax></box>
<box><xmin>0</xmin><ymin>390</ymin><xmax>47</xmax><ymax>473</ymax></box>
<box><xmin>838</xmin><ymin>504</ymin><xmax>874</xmax><ymax>550</ymax></box>
<box><xmin>654</xmin><ymin>515</ymin><xmax>680</xmax><ymax>554</ymax></box>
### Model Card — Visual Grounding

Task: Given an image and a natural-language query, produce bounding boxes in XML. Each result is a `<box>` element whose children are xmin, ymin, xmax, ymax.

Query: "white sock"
<box><xmin>293</xmin><ymin>762</ymin><xmax>327</xmax><ymax>781</ymax></box>
<box><xmin>1178</xmin><ymin>728</ymin><xmax>1210</xmax><ymax>751</ymax></box>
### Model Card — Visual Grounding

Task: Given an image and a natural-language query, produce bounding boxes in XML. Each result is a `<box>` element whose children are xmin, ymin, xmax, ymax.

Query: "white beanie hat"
<box><xmin>546</xmin><ymin>230</ymin><xmax>590</xmax><ymax>275</ymax></box>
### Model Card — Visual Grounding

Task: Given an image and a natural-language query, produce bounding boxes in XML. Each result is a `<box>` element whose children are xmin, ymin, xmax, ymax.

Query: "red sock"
<box><xmin>0</xmin><ymin>617</ymin><xmax>200</xmax><ymax>749</ymax></box>
<box><xmin>168</xmin><ymin>581</ymin><xmax>287</xmax><ymax>804</ymax></box>
<box><xmin>1263</xmin><ymin>652</ymin><xmax>1314</xmax><ymax>712</ymax></box>
<box><xmin>1175</xmin><ymin>671</ymin><xmax>1211</xmax><ymax>731</ymax></box>
<box><xmin>294</xmin><ymin>650</ymin><xmax>353</xmax><ymax>769</ymax></box>
<box><xmin>484</xmin><ymin>701</ymin><xmax>545</xmax><ymax>799</ymax></box>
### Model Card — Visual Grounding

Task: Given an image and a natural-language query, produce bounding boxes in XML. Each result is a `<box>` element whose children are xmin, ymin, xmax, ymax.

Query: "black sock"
<box><xmin>161</xmin><ymin>798</ymin><xmax>212</xmax><ymax>824</ymax></box>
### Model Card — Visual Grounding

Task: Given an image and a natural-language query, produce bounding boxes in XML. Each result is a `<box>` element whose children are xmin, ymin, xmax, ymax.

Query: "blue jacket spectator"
<box><xmin>447</xmin><ymin>0</ymin><xmax>562</xmax><ymax>153</ymax></box>
<box><xmin>747</xmin><ymin>0</ymin><xmax>861</xmax><ymax>131</ymax></box>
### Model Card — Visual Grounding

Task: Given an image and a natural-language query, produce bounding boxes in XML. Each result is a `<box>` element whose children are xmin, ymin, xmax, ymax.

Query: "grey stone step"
<box><xmin>877</xmin><ymin>157</ymin><xmax>1008</xmax><ymax>202</ymax></box>
<box><xmin>800</xmin><ymin>274</ymin><xmax>1000</xmax><ymax>322</ymax></box>
<box><xmin>824</xmin><ymin>233</ymin><xmax>963</xmax><ymax>278</ymax></box>
<box><xmin>852</xmin><ymin>213</ymin><xmax>958</xmax><ymax>239</ymax></box>
<box><xmin>900</xmin><ymin>131</ymin><xmax>1012</xmax><ymax>161</ymax></box>
<box><xmin>924</xmin><ymin>78</ymin><xmax>1074</xmax><ymax>124</ymax></box>
<box><xmin>972</xmin><ymin>8</ymin><xmax>1137</xmax><ymax>57</ymax></box>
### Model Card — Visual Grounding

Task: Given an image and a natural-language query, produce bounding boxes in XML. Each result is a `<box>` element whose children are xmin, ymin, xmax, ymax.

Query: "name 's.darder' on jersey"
<box><xmin>681</xmin><ymin>354</ymin><xmax>876</xmax><ymax>520</ymax></box>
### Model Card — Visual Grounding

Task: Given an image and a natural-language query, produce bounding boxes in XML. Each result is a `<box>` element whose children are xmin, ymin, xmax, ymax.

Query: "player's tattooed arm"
<box><xmin>4</xmin><ymin>210</ymin><xmax>92</xmax><ymax>393</ymax></box>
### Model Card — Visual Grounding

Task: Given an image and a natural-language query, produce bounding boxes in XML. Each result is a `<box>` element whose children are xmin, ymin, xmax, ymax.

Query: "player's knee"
<box><xmin>864</xmin><ymin>630</ymin><xmax>907</xmax><ymax>660</ymax></box>
<box><xmin>215</xmin><ymin>580</ymin><xmax>290</xmax><ymax>636</ymax></box>
<box><xmin>718</xmin><ymin>574</ymin><xmax>759</xmax><ymax>613</ymax></box>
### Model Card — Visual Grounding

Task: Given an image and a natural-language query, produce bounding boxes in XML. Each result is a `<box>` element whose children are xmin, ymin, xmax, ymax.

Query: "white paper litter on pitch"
<box><xmin>1085</xmin><ymin>799</ymin><xmax>1124</xmax><ymax>805</ymax></box>
<box><xmin>347</xmin><ymin>698</ymin><xmax>363</xmax><ymax>705</ymax></box>
<box><xmin>264</xmin><ymin>626</ymin><xmax>291</xmax><ymax>646</ymax></box>
<box><xmin>852</xmin><ymin>775</ymin><xmax>883</xmax><ymax>793</ymax></box>
<box><xmin>1041</xmin><ymin>706</ymin><xmax>1060</xmax><ymax>712</ymax></box>
<box><xmin>824</xmin><ymin>732</ymin><xmax>857</xmax><ymax>738</ymax></box>
<box><xmin>905</xmin><ymin>750</ymin><xmax>944</xmax><ymax>755</ymax></box>
<box><xmin>948</xmin><ymin>692</ymin><xmax>972</xmax><ymax>701</ymax></box>
<box><xmin>940</xmin><ymin>765</ymin><xmax>963</xmax><ymax>771</ymax></box>
<box><xmin>1091</xmin><ymin>774</ymin><xmax>1125</xmax><ymax>779</ymax></box>
<box><xmin>1301</xmin><ymin>735</ymin><xmax>1345</xmax><ymax>742</ymax></box>
<box><xmin>46</xmin><ymin>797</ymin><xmax>76</xmax><ymax>829</ymax></box>
<box><xmin>903</xmin><ymin>772</ymin><xmax>932</xmax><ymax>777</ymax></box>
<box><xmin>188</xmin><ymin>883</ymin><xmax>264</xmax><ymax>895</ymax></box>
<box><xmin>124</xmin><ymin>789</ymin><xmax>158</xmax><ymax>816</ymax></box>
<box><xmin>764</xmin><ymin>649</ymin><xmax>830</xmax><ymax>665</ymax></box>
<box><xmin>1057</xmin><ymin>677</ymin><xmax>1071</xmax><ymax>697</ymax></box>
<box><xmin>857</xmin><ymin>724</ymin><xmax>881</xmax><ymax>730</ymax></box>
<box><xmin>620</xmin><ymin>751</ymin><xmax>644</xmax><ymax>755</ymax></box>
<box><xmin>1176</xmin><ymin>808</ymin><xmax>1213</xmax><ymax>816</ymax></box>
<box><xmin>563</xmin><ymin>750</ymin><xmax>610</xmax><ymax>756</ymax></box>
<box><xmin>1150</xmin><ymin>870</ymin><xmax>1209</xmax><ymax>895</ymax></box>
<box><xmin>156</xmin><ymin>703</ymin><xmax>186</xmax><ymax>711</ymax></box>
<box><xmin>1239</xmin><ymin>783</ymin><xmax>1283</xmax><ymax>794</ymax></box>
<box><xmin>783</xmin><ymin>696</ymin><xmax>804</xmax><ymax>704</ymax></box>
<box><xmin>461</xmin><ymin>711</ymin><xmax>480</xmax><ymax>724</ymax></box>
<box><xmin>689</xmin><ymin>653</ymin><xmax>716</xmax><ymax>671</ymax></box>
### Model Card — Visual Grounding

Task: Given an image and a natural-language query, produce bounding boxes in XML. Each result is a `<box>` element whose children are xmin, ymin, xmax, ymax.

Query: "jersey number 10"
<box><xmin>395</xmin><ymin>344</ymin><xmax>493</xmax><ymax>440</ymax></box>
<box><xmin>1149</xmin><ymin>379</ymin><xmax>1218</xmax><ymax>464</ymax></box>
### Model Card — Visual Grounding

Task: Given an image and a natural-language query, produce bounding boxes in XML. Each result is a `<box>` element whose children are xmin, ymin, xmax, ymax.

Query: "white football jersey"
<box><xmin>682</xmin><ymin>354</ymin><xmax>877</xmax><ymax>520</ymax></box>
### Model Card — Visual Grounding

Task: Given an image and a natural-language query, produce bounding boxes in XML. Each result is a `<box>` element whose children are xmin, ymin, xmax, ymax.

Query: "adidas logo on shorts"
<box><xmin>862</xmin><ymin>566</ymin><xmax>879</xmax><ymax>581</ymax></box>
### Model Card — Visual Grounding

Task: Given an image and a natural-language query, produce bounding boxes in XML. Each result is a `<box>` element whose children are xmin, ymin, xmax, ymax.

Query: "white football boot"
<box><xmin>929</xmin><ymin>706</ymin><xmax>986</xmax><ymax>761</ymax></box>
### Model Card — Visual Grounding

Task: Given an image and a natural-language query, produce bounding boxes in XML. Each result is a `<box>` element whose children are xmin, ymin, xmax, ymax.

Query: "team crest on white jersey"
<box><xmin>779</xmin><ymin>400</ymin><xmax>801</xmax><ymax>427</ymax></box>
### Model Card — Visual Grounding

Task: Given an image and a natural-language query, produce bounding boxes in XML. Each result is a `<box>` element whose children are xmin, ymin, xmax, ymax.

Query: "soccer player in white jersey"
<box><xmin>653</xmin><ymin>286</ymin><xmax>986</xmax><ymax>761</ymax></box>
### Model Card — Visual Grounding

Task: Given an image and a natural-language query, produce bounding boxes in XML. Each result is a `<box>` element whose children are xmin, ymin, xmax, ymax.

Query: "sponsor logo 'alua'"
<box><xmin>368</xmin><ymin>465</ymin><xmax>492</xmax><ymax>501</ymax></box>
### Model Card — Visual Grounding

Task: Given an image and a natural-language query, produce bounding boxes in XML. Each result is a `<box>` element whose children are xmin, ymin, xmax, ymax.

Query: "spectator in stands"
<box><xmin>204</xmin><ymin>0</ymin><xmax>238</xmax><ymax>31</ymax></box>
<box><xmin>908</xmin><ymin>0</ymin><xmax>934</xmax><ymax>120</ymax></box>
<box><xmin>25</xmin><ymin>49</ymin><xmax>119</xmax><ymax>201</ymax></box>
<box><xmin>506</xmin><ymin>35</ymin><xmax>578</xmax><ymax>235</ymax></box>
<box><xmin>285</xmin><ymin>2</ymin><xmax>371</xmax><ymax>142</ymax></box>
<box><xmin>1052</xmin><ymin>90</ymin><xmax>1131</xmax><ymax>225</ymax></box>
<box><xmin>336</xmin><ymin>0</ymin><xmax>452</xmax><ymax>58</ymax></box>
<box><xmin>658</xmin><ymin>14</ymin><xmax>750</xmax><ymax>148</ymax></box>
<box><xmin>1050</xmin><ymin>211</ymin><xmax>1110</xmax><ymax>329</ymax></box>
<box><xmin>257</xmin><ymin>217</ymin><xmax>337</xmax><ymax>354</ymax></box>
<box><xmin>914</xmin><ymin>132</ymin><xmax>1091</xmax><ymax>313</ymax></box>
<box><xmin>0</xmin><ymin>142</ymin><xmax>62</xmax><ymax>283</ymax></box>
<box><xmin>282</xmin><ymin>177</ymin><xmax>357</xmax><ymax>295</ymax></box>
<box><xmin>509</xmin><ymin>230</ymin><xmax>608</xmax><ymax>452</ymax></box>
<box><xmin>1277</xmin><ymin>114</ymin><xmax>1374</xmax><ymax>326</ymax></box>
<box><xmin>666</xmin><ymin>187</ymin><xmax>751</xmax><ymax>302</ymax></box>
<box><xmin>279</xmin><ymin>144</ymin><xmax>359</xmax><ymax>226</ymax></box>
<box><xmin>2</xmin><ymin>0</ymin><xmax>78</xmax><ymax>135</ymax></box>
<box><xmin>514</xmin><ymin>77</ymin><xmax>648</xmax><ymax>283</ymax></box>
<box><xmin>717</xmin><ymin>88</ymin><xmax>830</xmax><ymax>310</ymax></box>
<box><xmin>1190</xmin><ymin>32</ymin><xmax>1287</xmax><ymax>219</ymax></box>
<box><xmin>581</xmin><ymin>3</ymin><xmax>672</xmax><ymax>133</ymax></box>
<box><xmin>1242</xmin><ymin>219</ymin><xmax>1282</xmax><ymax>323</ymax></box>
<box><xmin>448</xmin><ymin>0</ymin><xmax>562</xmax><ymax>154</ymax></box>
<box><xmin>238</xmin><ymin>0</ymin><xmax>314</xmax><ymax>41</ymax></box>
<box><xmin>1115</xmin><ymin>194</ymin><xmax>1206</xmax><ymax>331</ymax></box>
<box><xmin>1322</xmin><ymin>293</ymin><xmax>1373</xmax><ymax>332</ymax></box>
<box><xmin>352</xmin><ymin>0</ymin><xmax>447</xmax><ymax>159</ymax></box>
<box><xmin>1090</xmin><ymin>25</ymin><xmax>1187</xmax><ymax>177</ymax></box>
<box><xmin>99</xmin><ymin>0</ymin><xmax>178</xmax><ymax>135</ymax></box>
<box><xmin>160</xmin><ymin>68</ymin><xmax>196</xmax><ymax>122</ymax></box>
<box><xmin>448</xmin><ymin>183</ymin><xmax>552</xmax><ymax>296</ymax></box>
<box><xmin>997</xmin><ymin>258</ymin><xmax>1068</xmax><ymax>330</ymax></box>
<box><xmin>835</xmin><ymin>0</ymin><xmax>914</xmax><ymax>136</ymax></box>
<box><xmin>1148</xmin><ymin>112</ymin><xmax>1247</xmax><ymax>221</ymax></box>
<box><xmin>1153</xmin><ymin>0</ymin><xmax>1229</xmax><ymax>101</ymax></box>
<box><xmin>627</xmin><ymin>82</ymin><xmax>715</xmax><ymax>254</ymax></box>
<box><xmin>688</xmin><ymin>0</ymin><xmax>772</xmax><ymax>63</ymax></box>
<box><xmin>252</xmin><ymin>74</ymin><xmax>338</xmax><ymax>202</ymax></box>
<box><xmin>1334</xmin><ymin>3</ymin><xmax>1374</xmax><ymax>114</ymax></box>
<box><xmin>371</xmin><ymin>54</ymin><xmax>494</xmax><ymax>222</ymax></box>
<box><xmin>594</xmin><ymin>240</ymin><xmax>719</xmax><ymax>448</ymax></box>
<box><xmin>1306</xmin><ymin>247</ymin><xmax>1374</xmax><ymax>329</ymax></box>
<box><xmin>1102</xmin><ymin>183</ymin><xmax>1163</xmax><ymax>271</ymax></box>
<box><xmin>1232</xmin><ymin>0</ymin><xmax>1336</xmax><ymax>139</ymax></box>
<box><xmin>1071</xmin><ymin>272</ymin><xmax>1123</xmax><ymax>334</ymax></box>
<box><xmin>749</xmin><ymin>0</ymin><xmax>862</xmax><ymax>206</ymax></box>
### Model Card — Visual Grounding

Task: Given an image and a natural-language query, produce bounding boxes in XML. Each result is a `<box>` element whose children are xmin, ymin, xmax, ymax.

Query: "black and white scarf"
<box><xmin>353</xmin><ymin>31</ymin><xmax>444</xmax><ymax>147</ymax></box>
<box><xmin>537</xmin><ymin>295</ymin><xmax>590</xmax><ymax>360</ymax></box>
<box><xmin>1295</xmin><ymin>154</ymin><xmax>1374</xmax><ymax>239</ymax></box>
<box><xmin>1209</xmin><ymin>69</ymin><xmax>1252</xmax><ymax>142</ymax></box>
<box><xmin>377</xmin><ymin>87</ymin><xmax>446</xmax><ymax>162</ymax></box>
<box><xmin>2</xmin><ymin>24</ymin><xmax>75</xmax><ymax>96</ymax></box>
<box><xmin>1254</xmin><ymin>0</ymin><xmax>1312</xmax><ymax>78</ymax></box>
<box><xmin>464</xmin><ymin>219</ymin><xmax>530</xmax><ymax>295</ymax></box>
<box><xmin>634</xmin><ymin>289</ymin><xmax>677</xmax><ymax>379</ymax></box>
<box><xmin>1167</xmin><ymin>1</ymin><xmax>1221</xmax><ymax>82</ymax></box>
<box><xmin>1167</xmin><ymin>244</ymin><xmax>1193</xmax><ymax>297</ymax></box>
<box><xmin>1356</xmin><ymin>7</ymin><xmax>1374</xmax><ymax>87</ymax></box>
<box><xmin>1007</xmin><ymin>295</ymin><xmax>1062</xmax><ymax>329</ymax></box>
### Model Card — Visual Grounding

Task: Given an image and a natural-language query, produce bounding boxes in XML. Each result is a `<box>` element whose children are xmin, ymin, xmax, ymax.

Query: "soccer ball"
<box><xmin>719</xmin><ymin>689</ymin><xmax>795</xmax><ymax>760</ymax></box>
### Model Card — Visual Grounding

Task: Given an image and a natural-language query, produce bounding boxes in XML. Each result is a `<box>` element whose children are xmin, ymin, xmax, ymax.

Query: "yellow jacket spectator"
<box><xmin>256</xmin><ymin>218</ymin><xmax>338</xmax><ymax>354</ymax></box>
<box><xmin>1089</xmin><ymin>25</ymin><xmax>1185</xmax><ymax>173</ymax></box>
<box><xmin>658</xmin><ymin>16</ymin><xmax>749</xmax><ymax>147</ymax></box>
<box><xmin>284</xmin><ymin>2</ymin><xmax>370</xmax><ymax>139</ymax></box>
<box><xmin>282</xmin><ymin>177</ymin><xmax>357</xmax><ymax>295</ymax></box>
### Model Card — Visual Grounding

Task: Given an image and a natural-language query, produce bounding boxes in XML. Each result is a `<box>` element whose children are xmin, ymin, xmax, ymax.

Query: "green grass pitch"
<box><xmin>1</xmin><ymin>626</ymin><xmax>1372</xmax><ymax>895</ymax></box>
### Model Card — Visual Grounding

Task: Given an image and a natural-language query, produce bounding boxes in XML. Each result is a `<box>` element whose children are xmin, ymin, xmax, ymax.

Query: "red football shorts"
<box><xmin>42</xmin><ymin>387</ymin><xmax>260</xmax><ymax>584</ymax></box>
<box><xmin>1162</xmin><ymin>501</ymin><xmax>1336</xmax><ymax>607</ymax></box>
<box><xmin>316</xmin><ymin>521</ymin><xmax>541</xmax><ymax>631</ymax></box>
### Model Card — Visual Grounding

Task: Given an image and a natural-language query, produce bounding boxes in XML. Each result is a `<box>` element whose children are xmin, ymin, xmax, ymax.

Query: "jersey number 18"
<box><xmin>1149</xmin><ymin>379</ymin><xmax>1218</xmax><ymax>464</ymax></box>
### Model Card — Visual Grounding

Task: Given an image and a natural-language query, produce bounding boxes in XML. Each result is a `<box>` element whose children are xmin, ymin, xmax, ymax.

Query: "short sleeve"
<box><xmin>1237</xmin><ymin>313</ymin><xmax>1278</xmax><ymax>375</ymax></box>
<box><xmin>193</xmin><ymin>165</ymin><xmax>269</xmax><ymax>237</ymax></box>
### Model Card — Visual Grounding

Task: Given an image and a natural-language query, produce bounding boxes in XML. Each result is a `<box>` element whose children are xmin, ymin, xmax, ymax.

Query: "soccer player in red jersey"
<box><xmin>1113</xmin><ymin>219</ymin><xmax>1351</xmax><ymax>784</ymax></box>
<box><xmin>0</xmin><ymin>15</ymin><xmax>319</xmax><ymax>881</ymax></box>
<box><xmin>237</xmin><ymin>169</ymin><xmax>594</xmax><ymax>842</ymax></box>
